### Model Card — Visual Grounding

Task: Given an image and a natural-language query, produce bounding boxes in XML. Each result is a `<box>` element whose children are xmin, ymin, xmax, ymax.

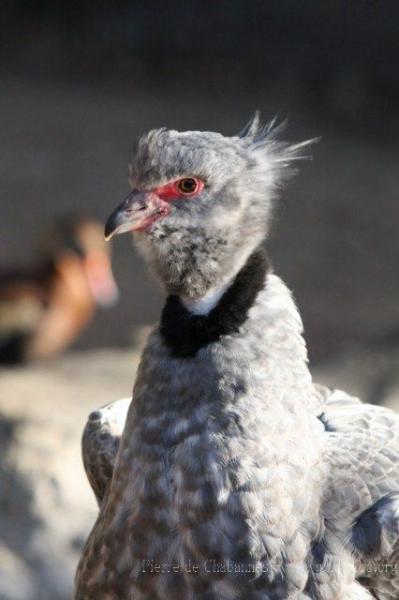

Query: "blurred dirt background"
<box><xmin>0</xmin><ymin>2</ymin><xmax>399</xmax><ymax>598</ymax></box>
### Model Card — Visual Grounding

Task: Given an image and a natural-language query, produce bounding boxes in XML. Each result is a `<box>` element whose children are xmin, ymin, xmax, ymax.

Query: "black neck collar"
<box><xmin>160</xmin><ymin>245</ymin><xmax>271</xmax><ymax>358</ymax></box>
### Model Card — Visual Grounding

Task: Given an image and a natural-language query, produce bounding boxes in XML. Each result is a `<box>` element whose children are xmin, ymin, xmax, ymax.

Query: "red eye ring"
<box><xmin>153</xmin><ymin>177</ymin><xmax>204</xmax><ymax>201</ymax></box>
<box><xmin>177</xmin><ymin>177</ymin><xmax>200</xmax><ymax>195</ymax></box>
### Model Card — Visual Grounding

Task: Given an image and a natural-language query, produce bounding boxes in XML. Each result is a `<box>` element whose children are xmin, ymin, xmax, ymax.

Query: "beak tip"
<box><xmin>104</xmin><ymin>218</ymin><xmax>116</xmax><ymax>242</ymax></box>
<box><xmin>105</xmin><ymin>191</ymin><xmax>141</xmax><ymax>241</ymax></box>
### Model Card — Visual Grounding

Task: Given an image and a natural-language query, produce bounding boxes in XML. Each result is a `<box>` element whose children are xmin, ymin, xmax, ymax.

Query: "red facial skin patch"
<box><xmin>153</xmin><ymin>178</ymin><xmax>204</xmax><ymax>201</ymax></box>
<box><xmin>130</xmin><ymin>178</ymin><xmax>205</xmax><ymax>233</ymax></box>
<box><xmin>135</xmin><ymin>205</ymin><xmax>171</xmax><ymax>232</ymax></box>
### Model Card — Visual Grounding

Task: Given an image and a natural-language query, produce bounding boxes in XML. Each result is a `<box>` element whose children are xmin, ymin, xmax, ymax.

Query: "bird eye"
<box><xmin>177</xmin><ymin>178</ymin><xmax>199</xmax><ymax>194</ymax></box>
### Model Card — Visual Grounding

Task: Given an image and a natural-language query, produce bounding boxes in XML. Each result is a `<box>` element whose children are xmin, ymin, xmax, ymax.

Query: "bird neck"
<box><xmin>160</xmin><ymin>245</ymin><xmax>271</xmax><ymax>358</ymax></box>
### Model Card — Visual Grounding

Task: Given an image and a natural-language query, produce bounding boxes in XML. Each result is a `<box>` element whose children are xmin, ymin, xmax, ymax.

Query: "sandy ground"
<box><xmin>0</xmin><ymin>350</ymin><xmax>138</xmax><ymax>600</ymax></box>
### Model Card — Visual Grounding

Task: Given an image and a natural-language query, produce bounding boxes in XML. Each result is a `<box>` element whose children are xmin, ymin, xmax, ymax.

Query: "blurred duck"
<box><xmin>0</xmin><ymin>216</ymin><xmax>118</xmax><ymax>364</ymax></box>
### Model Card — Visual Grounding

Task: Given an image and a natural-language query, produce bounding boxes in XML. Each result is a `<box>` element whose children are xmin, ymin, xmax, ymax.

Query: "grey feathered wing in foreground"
<box><xmin>82</xmin><ymin>397</ymin><xmax>130</xmax><ymax>505</ymax></box>
<box><xmin>77</xmin><ymin>115</ymin><xmax>399</xmax><ymax>600</ymax></box>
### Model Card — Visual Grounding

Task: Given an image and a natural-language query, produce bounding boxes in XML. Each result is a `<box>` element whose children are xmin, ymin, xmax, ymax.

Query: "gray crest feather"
<box><xmin>238</xmin><ymin>111</ymin><xmax>286</xmax><ymax>142</ymax></box>
<box><xmin>238</xmin><ymin>111</ymin><xmax>261</xmax><ymax>139</ymax></box>
<box><xmin>239</xmin><ymin>112</ymin><xmax>319</xmax><ymax>169</ymax></box>
<box><xmin>239</xmin><ymin>113</ymin><xmax>320</xmax><ymax>187</ymax></box>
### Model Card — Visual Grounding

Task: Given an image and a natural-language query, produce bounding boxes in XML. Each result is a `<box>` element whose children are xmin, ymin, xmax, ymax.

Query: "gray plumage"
<box><xmin>82</xmin><ymin>397</ymin><xmax>130</xmax><ymax>505</ymax></box>
<box><xmin>76</xmin><ymin>114</ymin><xmax>399</xmax><ymax>600</ymax></box>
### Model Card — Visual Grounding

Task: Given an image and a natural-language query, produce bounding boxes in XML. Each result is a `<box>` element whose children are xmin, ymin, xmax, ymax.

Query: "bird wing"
<box><xmin>81</xmin><ymin>397</ymin><xmax>131</xmax><ymax>506</ymax></box>
<box><xmin>315</xmin><ymin>384</ymin><xmax>399</xmax><ymax>595</ymax></box>
<box><xmin>316</xmin><ymin>384</ymin><xmax>399</xmax><ymax>507</ymax></box>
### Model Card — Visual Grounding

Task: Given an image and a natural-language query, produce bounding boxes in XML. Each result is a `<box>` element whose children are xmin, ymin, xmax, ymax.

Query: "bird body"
<box><xmin>76</xmin><ymin>116</ymin><xmax>399</xmax><ymax>599</ymax></box>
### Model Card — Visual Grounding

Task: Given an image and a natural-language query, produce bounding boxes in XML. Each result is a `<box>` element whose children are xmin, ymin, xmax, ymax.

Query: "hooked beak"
<box><xmin>104</xmin><ymin>191</ymin><xmax>170</xmax><ymax>241</ymax></box>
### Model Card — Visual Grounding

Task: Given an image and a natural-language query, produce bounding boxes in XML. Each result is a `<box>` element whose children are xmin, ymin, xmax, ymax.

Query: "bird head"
<box><xmin>105</xmin><ymin>113</ymin><xmax>315</xmax><ymax>299</ymax></box>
